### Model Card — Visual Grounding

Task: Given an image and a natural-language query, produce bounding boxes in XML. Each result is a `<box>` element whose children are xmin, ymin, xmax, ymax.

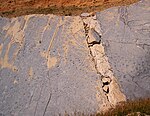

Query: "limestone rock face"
<box><xmin>0</xmin><ymin>0</ymin><xmax>150</xmax><ymax>115</ymax></box>
<box><xmin>96</xmin><ymin>0</ymin><xmax>150</xmax><ymax>99</ymax></box>
<box><xmin>0</xmin><ymin>15</ymin><xmax>105</xmax><ymax>115</ymax></box>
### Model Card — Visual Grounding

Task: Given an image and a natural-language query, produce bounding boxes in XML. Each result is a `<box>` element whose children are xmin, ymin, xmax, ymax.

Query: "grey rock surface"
<box><xmin>97</xmin><ymin>0</ymin><xmax>150</xmax><ymax>99</ymax></box>
<box><xmin>0</xmin><ymin>15</ymin><xmax>102</xmax><ymax>115</ymax></box>
<box><xmin>87</xmin><ymin>28</ymin><xmax>101</xmax><ymax>45</ymax></box>
<box><xmin>0</xmin><ymin>0</ymin><xmax>150</xmax><ymax>115</ymax></box>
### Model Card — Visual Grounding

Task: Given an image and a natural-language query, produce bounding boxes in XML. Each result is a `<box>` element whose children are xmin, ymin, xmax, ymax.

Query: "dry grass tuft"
<box><xmin>98</xmin><ymin>98</ymin><xmax>150</xmax><ymax>116</ymax></box>
<box><xmin>63</xmin><ymin>98</ymin><xmax>150</xmax><ymax>116</ymax></box>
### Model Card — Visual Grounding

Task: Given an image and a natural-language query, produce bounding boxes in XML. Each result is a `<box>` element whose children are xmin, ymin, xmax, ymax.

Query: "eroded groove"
<box><xmin>34</xmin><ymin>86</ymin><xmax>44</xmax><ymax>116</ymax></box>
<box><xmin>43</xmin><ymin>93</ymin><xmax>52</xmax><ymax>116</ymax></box>
<box><xmin>81</xmin><ymin>13</ymin><xmax>126</xmax><ymax>111</ymax></box>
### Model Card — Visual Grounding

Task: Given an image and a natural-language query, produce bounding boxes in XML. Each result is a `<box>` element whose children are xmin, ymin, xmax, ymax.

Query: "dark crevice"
<box><xmin>83</xmin><ymin>23</ymin><xmax>89</xmax><ymax>37</ymax></box>
<box><xmin>43</xmin><ymin>93</ymin><xmax>52</xmax><ymax>116</ymax></box>
<box><xmin>103</xmin><ymin>87</ymin><xmax>109</xmax><ymax>94</ymax></box>
<box><xmin>102</xmin><ymin>82</ymin><xmax>109</xmax><ymax>87</ymax></box>
<box><xmin>88</xmin><ymin>41</ymin><xmax>101</xmax><ymax>47</ymax></box>
<box><xmin>81</xmin><ymin>15</ymin><xmax>111</xmax><ymax>104</ymax></box>
<box><xmin>34</xmin><ymin>86</ymin><xmax>44</xmax><ymax>116</ymax></box>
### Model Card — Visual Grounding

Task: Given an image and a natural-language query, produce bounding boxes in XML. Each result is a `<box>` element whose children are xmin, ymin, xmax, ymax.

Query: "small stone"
<box><xmin>102</xmin><ymin>77</ymin><xmax>111</xmax><ymax>84</ymax></box>
<box><xmin>89</xmin><ymin>20</ymin><xmax>102</xmax><ymax>35</ymax></box>
<box><xmin>88</xmin><ymin>28</ymin><xmax>101</xmax><ymax>45</ymax></box>
<box><xmin>13</xmin><ymin>79</ymin><xmax>18</xmax><ymax>84</ymax></box>
<box><xmin>80</xmin><ymin>13</ymin><xmax>90</xmax><ymax>17</ymax></box>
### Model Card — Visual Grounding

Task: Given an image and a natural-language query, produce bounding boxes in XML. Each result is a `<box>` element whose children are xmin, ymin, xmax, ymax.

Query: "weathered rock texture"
<box><xmin>0</xmin><ymin>15</ymin><xmax>103</xmax><ymax>115</ymax></box>
<box><xmin>96</xmin><ymin>0</ymin><xmax>150</xmax><ymax>100</ymax></box>
<box><xmin>0</xmin><ymin>0</ymin><xmax>150</xmax><ymax>115</ymax></box>
<box><xmin>82</xmin><ymin>15</ymin><xmax>126</xmax><ymax>110</ymax></box>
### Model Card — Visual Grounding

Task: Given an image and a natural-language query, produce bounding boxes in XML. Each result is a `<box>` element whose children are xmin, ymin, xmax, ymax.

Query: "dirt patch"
<box><xmin>0</xmin><ymin>0</ymin><xmax>139</xmax><ymax>17</ymax></box>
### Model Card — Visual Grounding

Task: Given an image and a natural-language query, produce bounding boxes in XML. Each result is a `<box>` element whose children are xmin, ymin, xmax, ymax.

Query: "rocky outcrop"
<box><xmin>96</xmin><ymin>0</ymin><xmax>150</xmax><ymax>99</ymax></box>
<box><xmin>0</xmin><ymin>14</ymin><xmax>107</xmax><ymax>115</ymax></box>
<box><xmin>0</xmin><ymin>0</ymin><xmax>150</xmax><ymax>115</ymax></box>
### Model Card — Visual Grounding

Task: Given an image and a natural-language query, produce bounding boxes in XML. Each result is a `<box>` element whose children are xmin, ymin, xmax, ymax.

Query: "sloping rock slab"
<box><xmin>0</xmin><ymin>15</ymin><xmax>103</xmax><ymax>115</ymax></box>
<box><xmin>96</xmin><ymin>0</ymin><xmax>150</xmax><ymax>99</ymax></box>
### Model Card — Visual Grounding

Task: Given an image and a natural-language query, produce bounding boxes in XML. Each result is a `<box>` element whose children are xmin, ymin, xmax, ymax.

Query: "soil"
<box><xmin>0</xmin><ymin>0</ymin><xmax>139</xmax><ymax>17</ymax></box>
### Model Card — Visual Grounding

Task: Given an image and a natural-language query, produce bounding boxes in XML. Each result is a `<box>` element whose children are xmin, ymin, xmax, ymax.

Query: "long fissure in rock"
<box><xmin>81</xmin><ymin>13</ymin><xmax>126</xmax><ymax>111</ymax></box>
<box><xmin>81</xmin><ymin>14</ymin><xmax>112</xmax><ymax>111</ymax></box>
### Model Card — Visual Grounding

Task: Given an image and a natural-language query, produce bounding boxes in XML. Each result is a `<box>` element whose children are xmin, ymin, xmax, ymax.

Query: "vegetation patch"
<box><xmin>63</xmin><ymin>98</ymin><xmax>150</xmax><ymax>116</ymax></box>
<box><xmin>98</xmin><ymin>98</ymin><xmax>150</xmax><ymax>116</ymax></box>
